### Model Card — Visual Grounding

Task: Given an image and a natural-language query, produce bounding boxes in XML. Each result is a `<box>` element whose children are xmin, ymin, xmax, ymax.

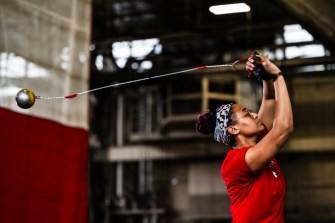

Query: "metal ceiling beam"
<box><xmin>273</xmin><ymin>0</ymin><xmax>335</xmax><ymax>53</ymax></box>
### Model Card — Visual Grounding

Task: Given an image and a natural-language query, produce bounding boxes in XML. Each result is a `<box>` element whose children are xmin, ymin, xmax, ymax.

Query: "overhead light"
<box><xmin>209</xmin><ymin>3</ymin><xmax>250</xmax><ymax>15</ymax></box>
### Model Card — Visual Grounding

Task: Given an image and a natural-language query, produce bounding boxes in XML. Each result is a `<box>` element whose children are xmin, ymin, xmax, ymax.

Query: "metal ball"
<box><xmin>15</xmin><ymin>89</ymin><xmax>36</xmax><ymax>109</ymax></box>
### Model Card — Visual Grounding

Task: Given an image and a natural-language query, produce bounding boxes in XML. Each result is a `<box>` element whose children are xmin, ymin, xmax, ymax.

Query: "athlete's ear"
<box><xmin>228</xmin><ymin>126</ymin><xmax>239</xmax><ymax>135</ymax></box>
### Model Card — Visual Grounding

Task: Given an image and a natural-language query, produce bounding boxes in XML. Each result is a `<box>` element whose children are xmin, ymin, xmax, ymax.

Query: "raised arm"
<box><xmin>258</xmin><ymin>79</ymin><xmax>276</xmax><ymax>130</ymax></box>
<box><xmin>245</xmin><ymin>56</ymin><xmax>293</xmax><ymax>173</ymax></box>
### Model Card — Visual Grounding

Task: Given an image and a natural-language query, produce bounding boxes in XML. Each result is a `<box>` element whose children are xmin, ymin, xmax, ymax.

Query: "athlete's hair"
<box><xmin>196</xmin><ymin>108</ymin><xmax>237</xmax><ymax>147</ymax></box>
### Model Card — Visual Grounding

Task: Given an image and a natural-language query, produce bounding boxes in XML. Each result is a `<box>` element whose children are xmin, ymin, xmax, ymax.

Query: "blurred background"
<box><xmin>1</xmin><ymin>0</ymin><xmax>335</xmax><ymax>222</ymax></box>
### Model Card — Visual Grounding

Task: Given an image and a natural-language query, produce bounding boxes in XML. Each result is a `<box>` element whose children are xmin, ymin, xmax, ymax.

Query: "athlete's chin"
<box><xmin>258</xmin><ymin>123</ymin><xmax>265</xmax><ymax>132</ymax></box>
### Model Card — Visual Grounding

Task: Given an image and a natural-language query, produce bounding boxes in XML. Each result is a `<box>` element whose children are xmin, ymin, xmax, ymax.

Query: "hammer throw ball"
<box><xmin>15</xmin><ymin>89</ymin><xmax>36</xmax><ymax>109</ymax></box>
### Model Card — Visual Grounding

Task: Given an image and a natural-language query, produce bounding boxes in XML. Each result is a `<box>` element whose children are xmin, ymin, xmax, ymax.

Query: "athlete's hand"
<box><xmin>246</xmin><ymin>53</ymin><xmax>281</xmax><ymax>81</ymax></box>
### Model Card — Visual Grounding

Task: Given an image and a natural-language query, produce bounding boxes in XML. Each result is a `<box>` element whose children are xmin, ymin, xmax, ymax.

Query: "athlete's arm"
<box><xmin>258</xmin><ymin>79</ymin><xmax>276</xmax><ymax>131</ymax></box>
<box><xmin>245</xmin><ymin>56</ymin><xmax>293</xmax><ymax>173</ymax></box>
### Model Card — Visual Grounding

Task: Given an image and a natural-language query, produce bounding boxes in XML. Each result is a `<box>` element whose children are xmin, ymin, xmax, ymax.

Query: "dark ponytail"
<box><xmin>196</xmin><ymin>111</ymin><xmax>216</xmax><ymax>135</ymax></box>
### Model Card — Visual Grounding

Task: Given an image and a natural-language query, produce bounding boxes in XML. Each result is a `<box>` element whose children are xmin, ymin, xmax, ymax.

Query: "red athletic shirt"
<box><xmin>221</xmin><ymin>147</ymin><xmax>285</xmax><ymax>223</ymax></box>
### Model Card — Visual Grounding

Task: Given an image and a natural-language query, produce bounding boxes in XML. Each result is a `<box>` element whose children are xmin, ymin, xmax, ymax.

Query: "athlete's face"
<box><xmin>231</xmin><ymin>104</ymin><xmax>264</xmax><ymax>136</ymax></box>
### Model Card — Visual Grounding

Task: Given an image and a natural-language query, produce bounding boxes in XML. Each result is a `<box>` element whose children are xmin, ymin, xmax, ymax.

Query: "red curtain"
<box><xmin>0</xmin><ymin>108</ymin><xmax>88</xmax><ymax>223</ymax></box>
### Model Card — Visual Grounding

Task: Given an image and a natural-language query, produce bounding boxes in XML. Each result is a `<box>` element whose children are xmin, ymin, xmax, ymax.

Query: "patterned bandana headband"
<box><xmin>214</xmin><ymin>103</ymin><xmax>233</xmax><ymax>145</ymax></box>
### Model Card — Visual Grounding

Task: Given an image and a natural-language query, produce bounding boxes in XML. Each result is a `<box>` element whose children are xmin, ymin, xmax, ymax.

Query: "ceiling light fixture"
<box><xmin>209</xmin><ymin>3</ymin><xmax>250</xmax><ymax>15</ymax></box>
